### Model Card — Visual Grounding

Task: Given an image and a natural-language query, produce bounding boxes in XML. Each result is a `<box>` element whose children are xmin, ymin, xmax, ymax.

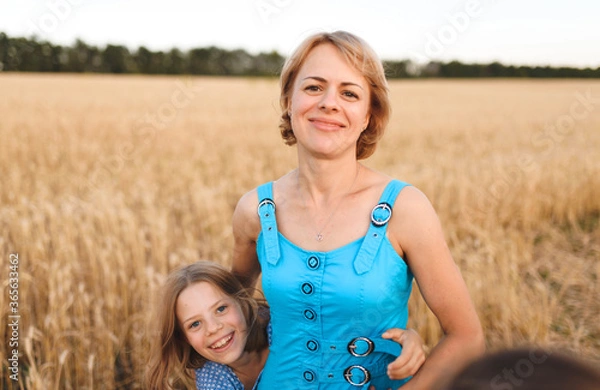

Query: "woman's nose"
<box><xmin>318</xmin><ymin>89</ymin><xmax>339</xmax><ymax>111</ymax></box>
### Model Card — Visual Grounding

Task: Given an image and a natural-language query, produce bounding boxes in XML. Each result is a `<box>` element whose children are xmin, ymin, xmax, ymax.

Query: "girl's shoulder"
<box><xmin>195</xmin><ymin>361</ymin><xmax>243</xmax><ymax>390</ymax></box>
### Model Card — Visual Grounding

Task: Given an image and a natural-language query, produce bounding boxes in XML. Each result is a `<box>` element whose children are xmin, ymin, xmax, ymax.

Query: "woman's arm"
<box><xmin>390</xmin><ymin>186</ymin><xmax>485</xmax><ymax>390</ymax></box>
<box><xmin>231</xmin><ymin>189</ymin><xmax>262</xmax><ymax>289</ymax></box>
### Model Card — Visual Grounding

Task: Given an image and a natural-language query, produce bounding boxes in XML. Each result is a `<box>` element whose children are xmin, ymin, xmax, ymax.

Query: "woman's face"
<box><xmin>176</xmin><ymin>281</ymin><xmax>249</xmax><ymax>369</ymax></box>
<box><xmin>288</xmin><ymin>43</ymin><xmax>371</xmax><ymax>159</ymax></box>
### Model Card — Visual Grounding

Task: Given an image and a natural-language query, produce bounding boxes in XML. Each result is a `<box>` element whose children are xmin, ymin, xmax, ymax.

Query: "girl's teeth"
<box><xmin>212</xmin><ymin>334</ymin><xmax>232</xmax><ymax>349</ymax></box>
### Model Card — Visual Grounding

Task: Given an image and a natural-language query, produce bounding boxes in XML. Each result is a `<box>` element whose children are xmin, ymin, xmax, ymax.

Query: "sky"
<box><xmin>1</xmin><ymin>0</ymin><xmax>599</xmax><ymax>68</ymax></box>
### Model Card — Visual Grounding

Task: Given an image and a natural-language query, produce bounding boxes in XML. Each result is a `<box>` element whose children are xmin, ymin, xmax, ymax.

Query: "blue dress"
<box><xmin>255</xmin><ymin>180</ymin><xmax>414</xmax><ymax>389</ymax></box>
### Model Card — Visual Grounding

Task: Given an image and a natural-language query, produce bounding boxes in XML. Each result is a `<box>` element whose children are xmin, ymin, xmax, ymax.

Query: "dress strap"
<box><xmin>353</xmin><ymin>180</ymin><xmax>411</xmax><ymax>275</ymax></box>
<box><xmin>257</xmin><ymin>182</ymin><xmax>281</xmax><ymax>266</ymax></box>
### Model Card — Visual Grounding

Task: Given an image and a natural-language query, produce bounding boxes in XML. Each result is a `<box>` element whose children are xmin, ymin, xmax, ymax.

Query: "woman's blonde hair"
<box><xmin>145</xmin><ymin>261</ymin><xmax>268</xmax><ymax>390</ymax></box>
<box><xmin>279</xmin><ymin>30</ymin><xmax>391</xmax><ymax>160</ymax></box>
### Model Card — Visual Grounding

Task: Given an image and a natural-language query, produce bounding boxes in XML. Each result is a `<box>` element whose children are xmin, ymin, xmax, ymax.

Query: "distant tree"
<box><xmin>0</xmin><ymin>32</ymin><xmax>598</xmax><ymax>78</ymax></box>
<box><xmin>251</xmin><ymin>50</ymin><xmax>285</xmax><ymax>76</ymax></box>
<box><xmin>421</xmin><ymin>61</ymin><xmax>441</xmax><ymax>77</ymax></box>
<box><xmin>0</xmin><ymin>36</ymin><xmax>37</xmax><ymax>71</ymax></box>
<box><xmin>222</xmin><ymin>49</ymin><xmax>253</xmax><ymax>75</ymax></box>
<box><xmin>188</xmin><ymin>47</ymin><xmax>213</xmax><ymax>74</ymax></box>
<box><xmin>384</xmin><ymin>60</ymin><xmax>412</xmax><ymax>78</ymax></box>
<box><xmin>102</xmin><ymin>44</ymin><xmax>132</xmax><ymax>73</ymax></box>
<box><xmin>0</xmin><ymin>32</ymin><xmax>7</xmax><ymax>71</ymax></box>
<box><xmin>164</xmin><ymin>48</ymin><xmax>185</xmax><ymax>74</ymax></box>
<box><xmin>64</xmin><ymin>39</ymin><xmax>88</xmax><ymax>72</ymax></box>
<box><xmin>134</xmin><ymin>46</ymin><xmax>154</xmax><ymax>74</ymax></box>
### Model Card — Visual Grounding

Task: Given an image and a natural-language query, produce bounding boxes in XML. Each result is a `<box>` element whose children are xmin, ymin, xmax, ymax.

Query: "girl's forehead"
<box><xmin>179</xmin><ymin>282</ymin><xmax>221</xmax><ymax>303</ymax></box>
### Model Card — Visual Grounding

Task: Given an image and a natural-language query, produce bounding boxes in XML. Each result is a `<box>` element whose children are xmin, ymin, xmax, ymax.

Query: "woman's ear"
<box><xmin>362</xmin><ymin>115</ymin><xmax>370</xmax><ymax>131</ymax></box>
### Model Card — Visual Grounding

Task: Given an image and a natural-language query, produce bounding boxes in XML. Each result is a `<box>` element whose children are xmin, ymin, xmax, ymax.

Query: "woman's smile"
<box><xmin>308</xmin><ymin>116</ymin><xmax>346</xmax><ymax>131</ymax></box>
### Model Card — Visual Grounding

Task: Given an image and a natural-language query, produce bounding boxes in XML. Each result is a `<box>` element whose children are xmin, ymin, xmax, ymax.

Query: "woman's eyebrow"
<box><xmin>301</xmin><ymin>76</ymin><xmax>364</xmax><ymax>90</ymax></box>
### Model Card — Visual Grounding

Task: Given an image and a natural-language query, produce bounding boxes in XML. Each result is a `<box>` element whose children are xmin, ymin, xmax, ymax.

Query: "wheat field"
<box><xmin>1</xmin><ymin>73</ymin><xmax>599</xmax><ymax>389</ymax></box>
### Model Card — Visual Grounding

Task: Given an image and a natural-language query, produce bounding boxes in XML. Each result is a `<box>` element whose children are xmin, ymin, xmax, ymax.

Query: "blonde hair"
<box><xmin>145</xmin><ymin>261</ymin><xmax>268</xmax><ymax>389</ymax></box>
<box><xmin>279</xmin><ymin>30</ymin><xmax>391</xmax><ymax>160</ymax></box>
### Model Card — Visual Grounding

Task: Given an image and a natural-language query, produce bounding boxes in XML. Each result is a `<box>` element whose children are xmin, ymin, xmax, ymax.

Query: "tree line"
<box><xmin>1</xmin><ymin>32</ymin><xmax>599</xmax><ymax>78</ymax></box>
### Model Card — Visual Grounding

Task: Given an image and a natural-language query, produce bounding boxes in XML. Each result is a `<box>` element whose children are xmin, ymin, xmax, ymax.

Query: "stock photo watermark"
<box><xmin>467</xmin><ymin>87</ymin><xmax>599</xmax><ymax>218</ymax></box>
<box><xmin>7</xmin><ymin>253</ymin><xmax>20</xmax><ymax>382</ymax></box>
<box><xmin>10</xmin><ymin>0</ymin><xmax>84</xmax><ymax>59</ymax></box>
<box><xmin>409</xmin><ymin>0</ymin><xmax>500</xmax><ymax>65</ymax></box>
<box><xmin>531</xmin><ymin>88</ymin><xmax>600</xmax><ymax>154</ymax></box>
<box><xmin>25</xmin><ymin>0</ymin><xmax>83</xmax><ymax>37</ymax></box>
<box><xmin>254</xmin><ymin>0</ymin><xmax>293</xmax><ymax>24</ymax></box>
<box><xmin>490</xmin><ymin>349</ymin><xmax>550</xmax><ymax>390</ymax></box>
<box><xmin>64</xmin><ymin>78</ymin><xmax>201</xmax><ymax>208</ymax></box>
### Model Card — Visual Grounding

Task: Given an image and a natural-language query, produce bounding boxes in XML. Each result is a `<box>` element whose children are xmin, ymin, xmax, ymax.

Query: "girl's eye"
<box><xmin>189</xmin><ymin>320</ymin><xmax>201</xmax><ymax>329</ymax></box>
<box><xmin>216</xmin><ymin>305</ymin><xmax>227</xmax><ymax>314</ymax></box>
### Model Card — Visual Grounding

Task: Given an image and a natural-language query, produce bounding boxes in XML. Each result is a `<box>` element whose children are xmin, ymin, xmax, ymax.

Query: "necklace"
<box><xmin>299</xmin><ymin>165</ymin><xmax>361</xmax><ymax>241</ymax></box>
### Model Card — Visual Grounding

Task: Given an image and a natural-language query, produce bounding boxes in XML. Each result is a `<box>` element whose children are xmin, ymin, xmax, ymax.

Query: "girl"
<box><xmin>145</xmin><ymin>260</ymin><xmax>269</xmax><ymax>390</ymax></box>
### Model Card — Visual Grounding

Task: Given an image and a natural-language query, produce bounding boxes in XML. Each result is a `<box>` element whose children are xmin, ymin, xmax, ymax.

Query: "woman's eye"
<box><xmin>305</xmin><ymin>85</ymin><xmax>321</xmax><ymax>92</ymax></box>
<box><xmin>343</xmin><ymin>91</ymin><xmax>358</xmax><ymax>99</ymax></box>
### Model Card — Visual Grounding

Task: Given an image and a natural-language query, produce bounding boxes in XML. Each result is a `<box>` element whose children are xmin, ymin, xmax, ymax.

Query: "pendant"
<box><xmin>316</xmin><ymin>233</ymin><xmax>323</xmax><ymax>241</ymax></box>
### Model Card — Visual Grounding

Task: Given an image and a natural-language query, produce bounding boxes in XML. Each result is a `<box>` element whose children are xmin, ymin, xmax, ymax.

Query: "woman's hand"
<box><xmin>367</xmin><ymin>328</ymin><xmax>426</xmax><ymax>390</ymax></box>
<box><xmin>382</xmin><ymin>328</ymin><xmax>426</xmax><ymax>380</ymax></box>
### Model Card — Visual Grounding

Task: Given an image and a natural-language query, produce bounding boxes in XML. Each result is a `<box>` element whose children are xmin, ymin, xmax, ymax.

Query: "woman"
<box><xmin>231</xmin><ymin>31</ymin><xmax>484</xmax><ymax>389</ymax></box>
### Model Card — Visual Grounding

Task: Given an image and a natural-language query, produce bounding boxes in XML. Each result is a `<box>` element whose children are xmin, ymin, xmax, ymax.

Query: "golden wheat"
<box><xmin>1</xmin><ymin>74</ymin><xmax>598</xmax><ymax>389</ymax></box>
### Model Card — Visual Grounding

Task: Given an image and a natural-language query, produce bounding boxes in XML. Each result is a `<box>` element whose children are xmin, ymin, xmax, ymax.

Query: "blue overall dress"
<box><xmin>255</xmin><ymin>179</ymin><xmax>414</xmax><ymax>389</ymax></box>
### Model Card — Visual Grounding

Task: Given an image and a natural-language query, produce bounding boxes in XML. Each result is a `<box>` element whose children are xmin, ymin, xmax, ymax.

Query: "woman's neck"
<box><xmin>296</xmin><ymin>157</ymin><xmax>362</xmax><ymax>202</ymax></box>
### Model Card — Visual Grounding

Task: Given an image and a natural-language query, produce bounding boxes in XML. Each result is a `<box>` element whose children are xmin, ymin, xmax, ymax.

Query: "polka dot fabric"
<box><xmin>195</xmin><ymin>361</ymin><xmax>243</xmax><ymax>390</ymax></box>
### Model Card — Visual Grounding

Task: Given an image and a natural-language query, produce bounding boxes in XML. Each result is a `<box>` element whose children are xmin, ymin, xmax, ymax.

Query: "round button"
<box><xmin>306</xmin><ymin>339</ymin><xmax>319</xmax><ymax>352</ymax></box>
<box><xmin>303</xmin><ymin>370</ymin><xmax>316</xmax><ymax>383</ymax></box>
<box><xmin>303</xmin><ymin>308</ymin><xmax>317</xmax><ymax>321</ymax></box>
<box><xmin>301</xmin><ymin>282</ymin><xmax>314</xmax><ymax>295</ymax></box>
<box><xmin>307</xmin><ymin>256</ymin><xmax>320</xmax><ymax>269</ymax></box>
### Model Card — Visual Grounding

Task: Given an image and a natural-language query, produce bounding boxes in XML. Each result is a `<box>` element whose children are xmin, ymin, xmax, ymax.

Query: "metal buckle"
<box><xmin>347</xmin><ymin>337</ymin><xmax>374</xmax><ymax>357</ymax></box>
<box><xmin>370</xmin><ymin>202</ymin><xmax>392</xmax><ymax>226</ymax></box>
<box><xmin>344</xmin><ymin>365</ymin><xmax>371</xmax><ymax>386</ymax></box>
<box><xmin>257</xmin><ymin>198</ymin><xmax>276</xmax><ymax>217</ymax></box>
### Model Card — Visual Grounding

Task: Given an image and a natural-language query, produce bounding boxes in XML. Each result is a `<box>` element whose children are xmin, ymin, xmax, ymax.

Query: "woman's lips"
<box><xmin>309</xmin><ymin>118</ymin><xmax>345</xmax><ymax>130</ymax></box>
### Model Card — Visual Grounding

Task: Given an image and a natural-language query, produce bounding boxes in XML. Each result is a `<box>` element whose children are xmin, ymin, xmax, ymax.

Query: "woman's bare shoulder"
<box><xmin>232</xmin><ymin>187</ymin><xmax>261</xmax><ymax>239</ymax></box>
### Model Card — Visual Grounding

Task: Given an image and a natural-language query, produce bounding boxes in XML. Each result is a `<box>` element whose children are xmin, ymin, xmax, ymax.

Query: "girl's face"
<box><xmin>176</xmin><ymin>281</ymin><xmax>249</xmax><ymax>368</ymax></box>
<box><xmin>288</xmin><ymin>43</ymin><xmax>371</xmax><ymax>160</ymax></box>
